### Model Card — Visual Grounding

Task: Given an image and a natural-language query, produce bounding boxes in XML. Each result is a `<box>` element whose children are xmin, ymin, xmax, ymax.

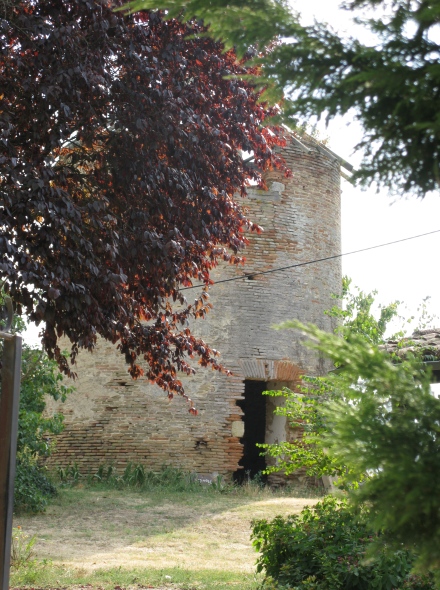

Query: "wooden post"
<box><xmin>0</xmin><ymin>318</ymin><xmax>22</xmax><ymax>590</ymax></box>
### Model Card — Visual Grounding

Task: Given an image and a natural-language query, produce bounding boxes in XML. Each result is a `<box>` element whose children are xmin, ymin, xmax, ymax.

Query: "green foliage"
<box><xmin>260</xmin><ymin>0</ymin><xmax>440</xmax><ymax>195</ymax></box>
<box><xmin>15</xmin><ymin>347</ymin><xmax>72</xmax><ymax>512</ymax></box>
<box><xmin>1</xmin><ymin>292</ymin><xmax>71</xmax><ymax>511</ymax></box>
<box><xmin>118</xmin><ymin>0</ymin><xmax>297</xmax><ymax>59</ymax></box>
<box><xmin>261</xmin><ymin>278</ymin><xmax>400</xmax><ymax>482</ymax></box>
<box><xmin>412</xmin><ymin>296</ymin><xmax>438</xmax><ymax>332</ymax></box>
<box><xmin>284</xmin><ymin>321</ymin><xmax>440</xmax><ymax>576</ymax></box>
<box><xmin>11</xmin><ymin>561</ymin><xmax>262</xmax><ymax>590</ymax></box>
<box><xmin>57</xmin><ymin>462</ymin><xmax>81</xmax><ymax>486</ymax></box>
<box><xmin>126</xmin><ymin>0</ymin><xmax>440</xmax><ymax>195</ymax></box>
<box><xmin>252</xmin><ymin>496</ymin><xmax>434</xmax><ymax>590</ymax></box>
<box><xmin>59</xmin><ymin>462</ymin><xmax>206</xmax><ymax>493</ymax></box>
<box><xmin>55</xmin><ymin>462</ymin><xmax>312</xmax><ymax>499</ymax></box>
<box><xmin>10</xmin><ymin>527</ymin><xmax>37</xmax><ymax>570</ymax></box>
<box><xmin>14</xmin><ymin>458</ymin><xmax>57</xmax><ymax>514</ymax></box>
<box><xmin>262</xmin><ymin>281</ymin><xmax>440</xmax><ymax>577</ymax></box>
<box><xmin>18</xmin><ymin>348</ymin><xmax>69</xmax><ymax>458</ymax></box>
<box><xmin>259</xmin><ymin>382</ymin><xmax>347</xmax><ymax>481</ymax></box>
<box><xmin>326</xmin><ymin>276</ymin><xmax>402</xmax><ymax>346</ymax></box>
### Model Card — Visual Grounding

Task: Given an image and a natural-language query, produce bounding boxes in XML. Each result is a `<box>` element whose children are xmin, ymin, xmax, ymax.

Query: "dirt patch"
<box><xmin>14</xmin><ymin>489</ymin><xmax>317</xmax><ymax>574</ymax></box>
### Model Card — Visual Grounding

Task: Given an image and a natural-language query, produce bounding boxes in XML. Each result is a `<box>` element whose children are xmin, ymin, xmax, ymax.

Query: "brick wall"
<box><xmin>45</xmin><ymin>136</ymin><xmax>342</xmax><ymax>481</ymax></box>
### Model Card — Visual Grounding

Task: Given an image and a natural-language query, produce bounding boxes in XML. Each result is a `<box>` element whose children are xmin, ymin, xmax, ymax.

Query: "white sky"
<box><xmin>291</xmin><ymin>0</ymin><xmax>440</xmax><ymax>333</ymax></box>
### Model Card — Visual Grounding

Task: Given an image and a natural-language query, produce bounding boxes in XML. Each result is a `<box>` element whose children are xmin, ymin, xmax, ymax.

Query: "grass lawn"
<box><xmin>11</xmin><ymin>481</ymin><xmax>320</xmax><ymax>589</ymax></box>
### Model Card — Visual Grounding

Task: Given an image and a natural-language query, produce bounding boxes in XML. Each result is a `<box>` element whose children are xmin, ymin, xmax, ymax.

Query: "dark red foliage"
<box><xmin>0</xmin><ymin>0</ymin><xmax>287</xmax><ymax>401</ymax></box>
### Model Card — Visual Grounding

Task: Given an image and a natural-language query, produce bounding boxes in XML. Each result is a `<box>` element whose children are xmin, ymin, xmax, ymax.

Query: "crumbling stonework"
<box><xmin>381</xmin><ymin>329</ymin><xmax>440</xmax><ymax>385</ymax></box>
<box><xmin>382</xmin><ymin>329</ymin><xmax>440</xmax><ymax>361</ymax></box>
<box><xmin>45</xmin><ymin>135</ymin><xmax>342</xmax><ymax>481</ymax></box>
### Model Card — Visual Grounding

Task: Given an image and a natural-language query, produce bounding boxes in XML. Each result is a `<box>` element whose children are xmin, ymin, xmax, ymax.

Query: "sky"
<box><xmin>290</xmin><ymin>0</ymin><xmax>440</xmax><ymax>333</ymax></box>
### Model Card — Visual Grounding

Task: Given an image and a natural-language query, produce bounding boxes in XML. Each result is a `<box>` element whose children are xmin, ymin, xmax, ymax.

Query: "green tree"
<box><xmin>283</xmin><ymin>321</ymin><xmax>440</xmax><ymax>577</ymax></box>
<box><xmin>123</xmin><ymin>0</ymin><xmax>440</xmax><ymax>196</ymax></box>
<box><xmin>1</xmin><ymin>296</ymin><xmax>72</xmax><ymax>512</ymax></box>
<box><xmin>260</xmin><ymin>378</ymin><xmax>347</xmax><ymax>481</ymax></box>
<box><xmin>14</xmin><ymin>347</ymin><xmax>72</xmax><ymax>512</ymax></box>
<box><xmin>118</xmin><ymin>0</ymin><xmax>296</xmax><ymax>59</ymax></box>
<box><xmin>261</xmin><ymin>279</ymin><xmax>401</xmax><ymax>482</ymax></box>
<box><xmin>326</xmin><ymin>276</ymin><xmax>403</xmax><ymax>346</ymax></box>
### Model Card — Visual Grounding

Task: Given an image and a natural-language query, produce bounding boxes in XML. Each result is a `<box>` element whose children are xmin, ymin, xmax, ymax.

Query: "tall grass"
<box><xmin>58</xmin><ymin>462</ymin><xmax>222</xmax><ymax>493</ymax></box>
<box><xmin>56</xmin><ymin>462</ymin><xmax>320</xmax><ymax>497</ymax></box>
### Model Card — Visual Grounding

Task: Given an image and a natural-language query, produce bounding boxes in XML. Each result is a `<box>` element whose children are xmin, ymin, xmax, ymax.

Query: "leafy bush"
<box><xmin>14</xmin><ymin>456</ymin><xmax>57</xmax><ymax>513</ymax></box>
<box><xmin>260</xmin><ymin>278</ymin><xmax>404</xmax><ymax>485</ymax></box>
<box><xmin>259</xmin><ymin>380</ymin><xmax>347</xmax><ymax>483</ymax></box>
<box><xmin>1</xmin><ymin>293</ymin><xmax>71</xmax><ymax>512</ymax></box>
<box><xmin>251</xmin><ymin>496</ymin><xmax>435</xmax><ymax>590</ymax></box>
<box><xmin>15</xmin><ymin>347</ymin><xmax>72</xmax><ymax>512</ymax></box>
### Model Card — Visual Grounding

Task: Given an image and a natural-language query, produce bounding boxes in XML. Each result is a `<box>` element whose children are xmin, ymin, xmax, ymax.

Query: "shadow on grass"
<box><xmin>16</xmin><ymin>480</ymin><xmax>321</xmax><ymax>539</ymax></box>
<box><xmin>13</xmin><ymin>482</ymin><xmax>321</xmax><ymax>575</ymax></box>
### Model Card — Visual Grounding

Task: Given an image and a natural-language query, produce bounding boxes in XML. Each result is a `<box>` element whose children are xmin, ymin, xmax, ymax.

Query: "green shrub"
<box><xmin>14</xmin><ymin>455</ymin><xmax>57</xmax><ymax>513</ymax></box>
<box><xmin>13</xmin><ymin>346</ymin><xmax>72</xmax><ymax>512</ymax></box>
<box><xmin>251</xmin><ymin>496</ymin><xmax>435</xmax><ymax>590</ymax></box>
<box><xmin>1</xmin><ymin>291</ymin><xmax>72</xmax><ymax>512</ymax></box>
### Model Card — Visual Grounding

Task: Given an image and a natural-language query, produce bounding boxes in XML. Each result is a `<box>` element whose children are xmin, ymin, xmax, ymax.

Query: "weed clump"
<box><xmin>58</xmin><ymin>462</ymin><xmax>213</xmax><ymax>493</ymax></box>
<box><xmin>10</xmin><ymin>526</ymin><xmax>37</xmax><ymax>569</ymax></box>
<box><xmin>55</xmin><ymin>462</ymin><xmax>316</xmax><ymax>500</ymax></box>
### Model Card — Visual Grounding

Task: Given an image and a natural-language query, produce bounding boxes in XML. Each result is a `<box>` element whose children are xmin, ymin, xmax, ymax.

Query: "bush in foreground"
<box><xmin>252</xmin><ymin>496</ymin><xmax>435</xmax><ymax>590</ymax></box>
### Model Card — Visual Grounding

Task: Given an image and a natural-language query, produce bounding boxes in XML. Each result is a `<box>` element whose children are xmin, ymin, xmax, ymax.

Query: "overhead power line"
<box><xmin>181</xmin><ymin>228</ymin><xmax>440</xmax><ymax>291</ymax></box>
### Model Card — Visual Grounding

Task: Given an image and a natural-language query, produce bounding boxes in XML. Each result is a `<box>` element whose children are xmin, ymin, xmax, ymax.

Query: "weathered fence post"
<box><xmin>0</xmin><ymin>298</ymin><xmax>22</xmax><ymax>590</ymax></box>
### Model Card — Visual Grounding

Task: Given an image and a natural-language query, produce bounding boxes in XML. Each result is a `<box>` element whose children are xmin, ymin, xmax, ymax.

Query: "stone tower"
<box><xmin>46</xmin><ymin>135</ymin><xmax>344</xmax><ymax>482</ymax></box>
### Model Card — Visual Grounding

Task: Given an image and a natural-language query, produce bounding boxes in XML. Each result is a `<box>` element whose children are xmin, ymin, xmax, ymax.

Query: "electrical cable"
<box><xmin>181</xmin><ymin>228</ymin><xmax>440</xmax><ymax>291</ymax></box>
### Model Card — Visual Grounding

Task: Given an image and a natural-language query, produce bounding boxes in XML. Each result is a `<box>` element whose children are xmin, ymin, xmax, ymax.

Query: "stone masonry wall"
<box><xmin>45</xmin><ymin>136</ymin><xmax>342</xmax><ymax>480</ymax></box>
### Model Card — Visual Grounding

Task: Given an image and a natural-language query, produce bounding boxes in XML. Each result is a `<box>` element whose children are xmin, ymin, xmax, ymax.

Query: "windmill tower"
<box><xmin>45</xmin><ymin>134</ymin><xmax>346</xmax><ymax>484</ymax></box>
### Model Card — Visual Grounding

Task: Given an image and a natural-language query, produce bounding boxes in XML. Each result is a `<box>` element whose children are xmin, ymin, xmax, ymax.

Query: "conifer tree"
<box><xmin>124</xmin><ymin>0</ymin><xmax>440</xmax><ymax>195</ymax></box>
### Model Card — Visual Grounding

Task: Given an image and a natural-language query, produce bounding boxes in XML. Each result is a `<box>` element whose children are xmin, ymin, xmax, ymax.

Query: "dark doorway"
<box><xmin>233</xmin><ymin>380</ymin><xmax>267</xmax><ymax>483</ymax></box>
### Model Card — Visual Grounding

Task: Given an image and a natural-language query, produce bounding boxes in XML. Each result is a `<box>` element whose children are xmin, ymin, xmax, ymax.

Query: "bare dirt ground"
<box><xmin>14</xmin><ymin>487</ymin><xmax>318</xmax><ymax>575</ymax></box>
